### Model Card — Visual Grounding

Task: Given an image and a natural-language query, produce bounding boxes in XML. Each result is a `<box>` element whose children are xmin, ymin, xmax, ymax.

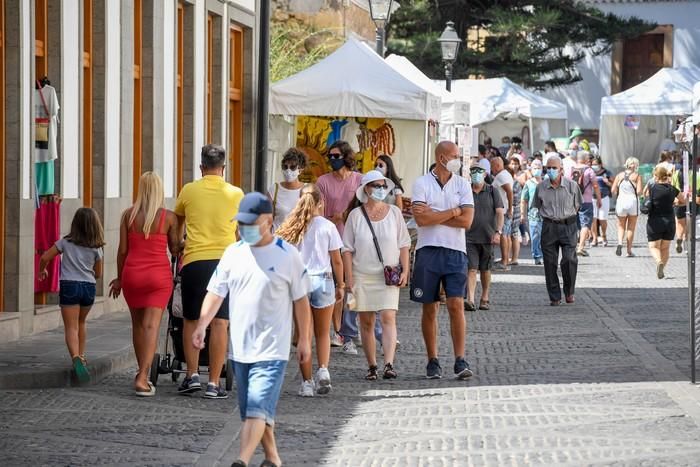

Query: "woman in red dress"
<box><xmin>109</xmin><ymin>172</ymin><xmax>181</xmax><ymax>396</ymax></box>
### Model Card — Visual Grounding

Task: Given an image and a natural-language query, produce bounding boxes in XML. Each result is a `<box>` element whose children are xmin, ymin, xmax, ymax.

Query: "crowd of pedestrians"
<box><xmin>43</xmin><ymin>133</ymin><xmax>695</xmax><ymax>466</ymax></box>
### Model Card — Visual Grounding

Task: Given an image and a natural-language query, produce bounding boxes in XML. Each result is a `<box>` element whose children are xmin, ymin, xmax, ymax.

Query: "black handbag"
<box><xmin>360</xmin><ymin>206</ymin><xmax>403</xmax><ymax>286</ymax></box>
<box><xmin>640</xmin><ymin>186</ymin><xmax>653</xmax><ymax>215</ymax></box>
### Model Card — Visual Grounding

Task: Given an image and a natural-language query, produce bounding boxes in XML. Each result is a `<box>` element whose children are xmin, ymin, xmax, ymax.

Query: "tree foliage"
<box><xmin>388</xmin><ymin>0</ymin><xmax>656</xmax><ymax>88</ymax></box>
<box><xmin>270</xmin><ymin>20</ymin><xmax>341</xmax><ymax>83</ymax></box>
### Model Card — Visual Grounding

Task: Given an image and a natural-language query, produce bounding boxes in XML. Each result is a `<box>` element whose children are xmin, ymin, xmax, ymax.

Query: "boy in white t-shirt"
<box><xmin>193</xmin><ymin>192</ymin><xmax>311</xmax><ymax>467</ymax></box>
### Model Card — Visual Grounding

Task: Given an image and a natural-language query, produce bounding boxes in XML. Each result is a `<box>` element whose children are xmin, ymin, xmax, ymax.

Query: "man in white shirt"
<box><xmin>411</xmin><ymin>141</ymin><xmax>475</xmax><ymax>380</ymax></box>
<box><xmin>490</xmin><ymin>157</ymin><xmax>514</xmax><ymax>270</ymax></box>
<box><xmin>193</xmin><ymin>192</ymin><xmax>311</xmax><ymax>467</ymax></box>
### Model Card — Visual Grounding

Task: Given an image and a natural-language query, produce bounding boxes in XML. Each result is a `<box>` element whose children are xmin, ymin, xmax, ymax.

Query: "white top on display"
<box><xmin>384</xmin><ymin>54</ymin><xmax>469</xmax><ymax>125</ymax></box>
<box><xmin>601</xmin><ymin>66</ymin><xmax>700</xmax><ymax>117</ymax></box>
<box><xmin>438</xmin><ymin>77</ymin><xmax>568</xmax><ymax>126</ymax></box>
<box><xmin>269</xmin><ymin>38</ymin><xmax>441</xmax><ymax>121</ymax></box>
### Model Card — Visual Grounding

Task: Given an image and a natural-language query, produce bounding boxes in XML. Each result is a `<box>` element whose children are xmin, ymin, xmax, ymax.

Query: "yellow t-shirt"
<box><xmin>174</xmin><ymin>175</ymin><xmax>244</xmax><ymax>265</ymax></box>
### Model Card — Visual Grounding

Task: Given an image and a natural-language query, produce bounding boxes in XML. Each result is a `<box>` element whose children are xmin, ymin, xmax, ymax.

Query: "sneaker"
<box><xmin>603</xmin><ymin>239</ymin><xmax>608</xmax><ymax>247</ymax></box>
<box><xmin>72</xmin><ymin>356</ymin><xmax>90</xmax><ymax>383</ymax></box>
<box><xmin>203</xmin><ymin>383</ymin><xmax>228</xmax><ymax>399</ymax></box>
<box><xmin>657</xmin><ymin>263</ymin><xmax>665</xmax><ymax>279</ymax></box>
<box><xmin>299</xmin><ymin>379</ymin><xmax>315</xmax><ymax>397</ymax></box>
<box><xmin>178</xmin><ymin>373</ymin><xmax>202</xmax><ymax>394</ymax></box>
<box><xmin>534</xmin><ymin>258</ymin><xmax>543</xmax><ymax>265</ymax></box>
<box><xmin>342</xmin><ymin>340</ymin><xmax>358</xmax><ymax>355</ymax></box>
<box><xmin>676</xmin><ymin>239</ymin><xmax>683</xmax><ymax>253</ymax></box>
<box><xmin>330</xmin><ymin>333</ymin><xmax>343</xmax><ymax>348</ymax></box>
<box><xmin>426</xmin><ymin>358</ymin><xmax>442</xmax><ymax>379</ymax></box>
<box><xmin>615</xmin><ymin>244</ymin><xmax>622</xmax><ymax>256</ymax></box>
<box><xmin>315</xmin><ymin>367</ymin><xmax>332</xmax><ymax>395</ymax></box>
<box><xmin>454</xmin><ymin>357</ymin><xmax>473</xmax><ymax>380</ymax></box>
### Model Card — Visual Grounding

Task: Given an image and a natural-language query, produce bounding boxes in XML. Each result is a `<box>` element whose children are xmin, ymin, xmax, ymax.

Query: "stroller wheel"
<box><xmin>171</xmin><ymin>358</ymin><xmax>182</xmax><ymax>383</ymax></box>
<box><xmin>150</xmin><ymin>353</ymin><xmax>160</xmax><ymax>387</ymax></box>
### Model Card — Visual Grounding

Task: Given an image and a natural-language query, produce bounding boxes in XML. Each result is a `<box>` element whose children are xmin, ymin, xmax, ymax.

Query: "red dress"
<box><xmin>122</xmin><ymin>209</ymin><xmax>173</xmax><ymax>309</ymax></box>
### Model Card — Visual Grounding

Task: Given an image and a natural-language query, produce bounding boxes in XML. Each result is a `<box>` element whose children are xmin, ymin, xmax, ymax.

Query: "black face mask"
<box><xmin>329</xmin><ymin>158</ymin><xmax>345</xmax><ymax>171</ymax></box>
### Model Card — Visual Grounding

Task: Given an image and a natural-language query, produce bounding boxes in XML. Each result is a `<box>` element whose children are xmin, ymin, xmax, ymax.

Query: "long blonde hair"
<box><xmin>276</xmin><ymin>184</ymin><xmax>320</xmax><ymax>245</ymax></box>
<box><xmin>128</xmin><ymin>172</ymin><xmax>164</xmax><ymax>239</ymax></box>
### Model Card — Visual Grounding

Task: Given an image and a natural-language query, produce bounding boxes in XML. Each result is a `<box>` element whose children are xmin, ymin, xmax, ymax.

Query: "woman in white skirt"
<box><xmin>343</xmin><ymin>170</ymin><xmax>410</xmax><ymax>380</ymax></box>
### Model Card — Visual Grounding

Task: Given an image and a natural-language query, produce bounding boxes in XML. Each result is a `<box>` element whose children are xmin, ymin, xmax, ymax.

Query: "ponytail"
<box><xmin>276</xmin><ymin>184</ymin><xmax>322</xmax><ymax>246</ymax></box>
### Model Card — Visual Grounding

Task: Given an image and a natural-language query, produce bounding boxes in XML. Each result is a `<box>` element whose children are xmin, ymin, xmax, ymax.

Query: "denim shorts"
<box><xmin>233</xmin><ymin>359</ymin><xmax>287</xmax><ymax>426</ymax></box>
<box><xmin>410</xmin><ymin>246</ymin><xmax>467</xmax><ymax>303</ymax></box>
<box><xmin>502</xmin><ymin>217</ymin><xmax>513</xmax><ymax>236</ymax></box>
<box><xmin>59</xmin><ymin>280</ymin><xmax>96</xmax><ymax>307</ymax></box>
<box><xmin>308</xmin><ymin>273</ymin><xmax>335</xmax><ymax>309</ymax></box>
<box><xmin>578</xmin><ymin>202</ymin><xmax>594</xmax><ymax>229</ymax></box>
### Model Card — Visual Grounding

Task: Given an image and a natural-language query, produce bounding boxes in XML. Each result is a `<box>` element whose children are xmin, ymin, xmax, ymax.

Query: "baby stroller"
<box><xmin>150</xmin><ymin>256</ymin><xmax>234</xmax><ymax>390</ymax></box>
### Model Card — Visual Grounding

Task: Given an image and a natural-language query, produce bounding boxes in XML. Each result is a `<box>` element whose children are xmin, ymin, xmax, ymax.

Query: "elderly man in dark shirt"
<box><xmin>533</xmin><ymin>157</ymin><xmax>582</xmax><ymax>306</ymax></box>
<box><xmin>465</xmin><ymin>165</ymin><xmax>504</xmax><ymax>312</ymax></box>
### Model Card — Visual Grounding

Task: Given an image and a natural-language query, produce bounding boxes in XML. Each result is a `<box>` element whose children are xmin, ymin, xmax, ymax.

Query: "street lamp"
<box><xmin>438</xmin><ymin>21</ymin><xmax>461</xmax><ymax>92</ymax></box>
<box><xmin>368</xmin><ymin>0</ymin><xmax>395</xmax><ymax>57</ymax></box>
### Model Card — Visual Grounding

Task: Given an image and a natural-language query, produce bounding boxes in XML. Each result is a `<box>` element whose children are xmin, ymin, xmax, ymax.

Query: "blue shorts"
<box><xmin>233</xmin><ymin>359</ymin><xmax>287</xmax><ymax>426</ymax></box>
<box><xmin>59</xmin><ymin>280</ymin><xmax>96</xmax><ymax>307</ymax></box>
<box><xmin>578</xmin><ymin>202</ymin><xmax>594</xmax><ymax>229</ymax></box>
<box><xmin>502</xmin><ymin>217</ymin><xmax>513</xmax><ymax>236</ymax></box>
<box><xmin>308</xmin><ymin>273</ymin><xmax>335</xmax><ymax>309</ymax></box>
<box><xmin>410</xmin><ymin>246</ymin><xmax>468</xmax><ymax>303</ymax></box>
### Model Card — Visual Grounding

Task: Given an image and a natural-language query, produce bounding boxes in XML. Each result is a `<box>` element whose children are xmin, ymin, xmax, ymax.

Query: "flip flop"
<box><xmin>135</xmin><ymin>382</ymin><xmax>156</xmax><ymax>397</ymax></box>
<box><xmin>479</xmin><ymin>300</ymin><xmax>490</xmax><ymax>311</ymax></box>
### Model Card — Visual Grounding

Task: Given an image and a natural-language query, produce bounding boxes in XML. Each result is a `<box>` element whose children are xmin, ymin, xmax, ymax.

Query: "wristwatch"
<box><xmin>496</xmin><ymin>230</ymin><xmax>502</xmax><ymax>235</ymax></box>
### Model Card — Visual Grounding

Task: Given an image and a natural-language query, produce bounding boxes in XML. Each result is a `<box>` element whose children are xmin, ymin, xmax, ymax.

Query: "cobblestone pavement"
<box><xmin>3</xmin><ymin>218</ymin><xmax>700</xmax><ymax>466</ymax></box>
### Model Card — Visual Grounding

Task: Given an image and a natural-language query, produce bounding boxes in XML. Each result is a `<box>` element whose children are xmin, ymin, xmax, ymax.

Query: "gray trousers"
<box><xmin>541</xmin><ymin>220</ymin><xmax>578</xmax><ymax>301</ymax></box>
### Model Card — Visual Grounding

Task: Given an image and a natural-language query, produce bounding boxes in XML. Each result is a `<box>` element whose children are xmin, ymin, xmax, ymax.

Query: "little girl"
<box><xmin>39</xmin><ymin>207</ymin><xmax>105</xmax><ymax>383</ymax></box>
<box><xmin>277</xmin><ymin>184</ymin><xmax>344</xmax><ymax>397</ymax></box>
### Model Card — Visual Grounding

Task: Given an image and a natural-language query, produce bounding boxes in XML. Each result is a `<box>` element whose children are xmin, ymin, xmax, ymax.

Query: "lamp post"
<box><xmin>368</xmin><ymin>0</ymin><xmax>395</xmax><ymax>57</ymax></box>
<box><xmin>438</xmin><ymin>21</ymin><xmax>462</xmax><ymax>92</ymax></box>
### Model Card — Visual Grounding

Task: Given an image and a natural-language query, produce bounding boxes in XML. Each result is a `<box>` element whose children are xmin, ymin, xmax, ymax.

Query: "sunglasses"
<box><xmin>328</xmin><ymin>153</ymin><xmax>343</xmax><ymax>159</ymax></box>
<box><xmin>282</xmin><ymin>164</ymin><xmax>298</xmax><ymax>170</ymax></box>
<box><xmin>368</xmin><ymin>183</ymin><xmax>388</xmax><ymax>189</ymax></box>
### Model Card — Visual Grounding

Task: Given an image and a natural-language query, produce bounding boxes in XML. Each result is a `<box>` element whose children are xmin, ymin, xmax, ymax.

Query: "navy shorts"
<box><xmin>410</xmin><ymin>246</ymin><xmax>468</xmax><ymax>303</ymax></box>
<box><xmin>578</xmin><ymin>202</ymin><xmax>594</xmax><ymax>229</ymax></box>
<box><xmin>59</xmin><ymin>280</ymin><xmax>96</xmax><ymax>307</ymax></box>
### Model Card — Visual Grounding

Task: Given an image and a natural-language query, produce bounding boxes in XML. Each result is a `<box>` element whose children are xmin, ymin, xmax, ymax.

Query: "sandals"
<box><xmin>464</xmin><ymin>300</ymin><xmax>476</xmax><ymax>312</ymax></box>
<box><xmin>383</xmin><ymin>363</ymin><xmax>397</xmax><ymax>379</ymax></box>
<box><xmin>479</xmin><ymin>300</ymin><xmax>490</xmax><ymax>311</ymax></box>
<box><xmin>365</xmin><ymin>365</ymin><xmax>378</xmax><ymax>381</ymax></box>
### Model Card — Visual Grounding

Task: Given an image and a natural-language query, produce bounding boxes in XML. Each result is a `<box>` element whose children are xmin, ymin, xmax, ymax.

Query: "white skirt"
<box><xmin>353</xmin><ymin>271</ymin><xmax>400</xmax><ymax>312</ymax></box>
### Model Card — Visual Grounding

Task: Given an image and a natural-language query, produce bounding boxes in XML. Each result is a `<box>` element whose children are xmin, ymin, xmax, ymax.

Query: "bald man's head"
<box><xmin>435</xmin><ymin>141</ymin><xmax>458</xmax><ymax>161</ymax></box>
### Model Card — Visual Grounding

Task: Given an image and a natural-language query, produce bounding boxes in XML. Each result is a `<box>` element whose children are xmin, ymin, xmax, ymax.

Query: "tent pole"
<box><xmin>691</xmin><ymin>130</ymin><xmax>698</xmax><ymax>384</ymax></box>
<box><xmin>528</xmin><ymin>117</ymin><xmax>535</xmax><ymax>155</ymax></box>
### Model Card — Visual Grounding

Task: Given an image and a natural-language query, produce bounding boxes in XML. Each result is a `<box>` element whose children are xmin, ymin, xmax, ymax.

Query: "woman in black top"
<box><xmin>646</xmin><ymin>164</ymin><xmax>685</xmax><ymax>279</ymax></box>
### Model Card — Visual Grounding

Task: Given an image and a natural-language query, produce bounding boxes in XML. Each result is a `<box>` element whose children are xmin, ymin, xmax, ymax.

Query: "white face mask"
<box><xmin>444</xmin><ymin>158</ymin><xmax>462</xmax><ymax>174</ymax></box>
<box><xmin>282</xmin><ymin>169</ymin><xmax>299</xmax><ymax>182</ymax></box>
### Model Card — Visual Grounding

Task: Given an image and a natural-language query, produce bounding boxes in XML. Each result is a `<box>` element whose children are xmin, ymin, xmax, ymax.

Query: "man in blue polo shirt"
<box><xmin>410</xmin><ymin>141</ymin><xmax>475</xmax><ymax>380</ymax></box>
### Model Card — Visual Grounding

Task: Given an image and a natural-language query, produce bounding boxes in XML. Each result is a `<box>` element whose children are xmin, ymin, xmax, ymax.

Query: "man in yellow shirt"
<box><xmin>175</xmin><ymin>144</ymin><xmax>244</xmax><ymax>399</ymax></box>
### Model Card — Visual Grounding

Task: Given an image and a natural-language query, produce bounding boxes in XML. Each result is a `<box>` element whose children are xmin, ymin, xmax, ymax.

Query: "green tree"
<box><xmin>388</xmin><ymin>0</ymin><xmax>656</xmax><ymax>88</ymax></box>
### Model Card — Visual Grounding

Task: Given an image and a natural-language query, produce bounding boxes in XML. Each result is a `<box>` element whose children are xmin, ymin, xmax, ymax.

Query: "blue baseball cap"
<box><xmin>235</xmin><ymin>192</ymin><xmax>273</xmax><ymax>224</ymax></box>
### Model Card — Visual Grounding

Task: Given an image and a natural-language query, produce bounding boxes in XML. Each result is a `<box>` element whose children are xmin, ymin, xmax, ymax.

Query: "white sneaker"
<box><xmin>342</xmin><ymin>340</ymin><xmax>358</xmax><ymax>355</ymax></box>
<box><xmin>299</xmin><ymin>379</ymin><xmax>315</xmax><ymax>397</ymax></box>
<box><xmin>315</xmin><ymin>367</ymin><xmax>332</xmax><ymax>395</ymax></box>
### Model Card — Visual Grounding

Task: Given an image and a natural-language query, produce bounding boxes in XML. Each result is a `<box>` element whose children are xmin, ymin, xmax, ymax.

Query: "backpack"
<box><xmin>571</xmin><ymin>166</ymin><xmax>590</xmax><ymax>192</ymax></box>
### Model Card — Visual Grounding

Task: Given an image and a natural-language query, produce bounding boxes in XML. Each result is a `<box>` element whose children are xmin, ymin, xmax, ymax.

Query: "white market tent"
<box><xmin>443</xmin><ymin>78</ymin><xmax>568</xmax><ymax>156</ymax></box>
<box><xmin>269</xmin><ymin>38</ymin><xmax>442</xmax><ymax>194</ymax></box>
<box><xmin>600</xmin><ymin>66</ymin><xmax>700</xmax><ymax>169</ymax></box>
<box><xmin>384</xmin><ymin>54</ymin><xmax>469</xmax><ymax>128</ymax></box>
<box><xmin>694</xmin><ymin>81</ymin><xmax>700</xmax><ymax>125</ymax></box>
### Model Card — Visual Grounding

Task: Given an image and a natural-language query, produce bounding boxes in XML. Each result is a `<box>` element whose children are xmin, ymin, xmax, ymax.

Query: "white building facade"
<box><xmin>0</xmin><ymin>0</ymin><xmax>260</xmax><ymax>341</ymax></box>
<box><xmin>541</xmin><ymin>0</ymin><xmax>700</xmax><ymax>134</ymax></box>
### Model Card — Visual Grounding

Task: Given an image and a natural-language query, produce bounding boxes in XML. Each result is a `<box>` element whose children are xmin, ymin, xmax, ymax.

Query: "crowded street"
<box><xmin>2</xmin><ymin>220</ymin><xmax>697</xmax><ymax>466</ymax></box>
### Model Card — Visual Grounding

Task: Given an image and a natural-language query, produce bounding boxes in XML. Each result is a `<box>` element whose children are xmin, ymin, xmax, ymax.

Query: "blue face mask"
<box><xmin>547</xmin><ymin>168</ymin><xmax>560</xmax><ymax>180</ymax></box>
<box><xmin>329</xmin><ymin>158</ymin><xmax>345</xmax><ymax>171</ymax></box>
<box><xmin>239</xmin><ymin>224</ymin><xmax>262</xmax><ymax>245</ymax></box>
<box><xmin>370</xmin><ymin>187</ymin><xmax>388</xmax><ymax>201</ymax></box>
<box><xmin>471</xmin><ymin>173</ymin><xmax>484</xmax><ymax>184</ymax></box>
<box><xmin>531</xmin><ymin>168</ymin><xmax>542</xmax><ymax>177</ymax></box>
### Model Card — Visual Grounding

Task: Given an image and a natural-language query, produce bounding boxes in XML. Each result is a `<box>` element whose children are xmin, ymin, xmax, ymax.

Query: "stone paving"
<box><xmin>2</xmin><ymin>218</ymin><xmax>700</xmax><ymax>466</ymax></box>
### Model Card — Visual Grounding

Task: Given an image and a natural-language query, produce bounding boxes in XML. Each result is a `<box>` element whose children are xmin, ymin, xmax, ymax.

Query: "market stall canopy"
<box><xmin>384</xmin><ymin>54</ymin><xmax>468</xmax><ymax>125</ymax></box>
<box><xmin>269</xmin><ymin>38</ymin><xmax>441</xmax><ymax>121</ymax></box>
<box><xmin>601</xmin><ymin>66</ymin><xmax>700</xmax><ymax>116</ymax></box>
<box><xmin>442</xmin><ymin>78</ymin><xmax>568</xmax><ymax>126</ymax></box>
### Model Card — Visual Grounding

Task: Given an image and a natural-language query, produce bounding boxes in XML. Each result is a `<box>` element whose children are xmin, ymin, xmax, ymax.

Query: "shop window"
<box><xmin>133</xmin><ymin>0</ymin><xmax>142</xmax><ymax>200</ymax></box>
<box><xmin>35</xmin><ymin>0</ymin><xmax>48</xmax><ymax>78</ymax></box>
<box><xmin>83</xmin><ymin>0</ymin><xmax>92</xmax><ymax>206</ymax></box>
<box><xmin>228</xmin><ymin>25</ymin><xmax>243</xmax><ymax>186</ymax></box>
